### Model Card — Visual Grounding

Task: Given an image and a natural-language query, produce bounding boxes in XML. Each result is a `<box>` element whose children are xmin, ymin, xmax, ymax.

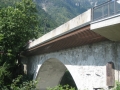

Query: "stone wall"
<box><xmin>22</xmin><ymin>41</ymin><xmax>120</xmax><ymax>90</ymax></box>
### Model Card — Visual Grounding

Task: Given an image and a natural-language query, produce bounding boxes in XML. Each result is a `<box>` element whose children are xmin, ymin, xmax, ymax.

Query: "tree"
<box><xmin>0</xmin><ymin>0</ymin><xmax>39</xmax><ymax>88</ymax></box>
<box><xmin>0</xmin><ymin>0</ymin><xmax>38</xmax><ymax>53</ymax></box>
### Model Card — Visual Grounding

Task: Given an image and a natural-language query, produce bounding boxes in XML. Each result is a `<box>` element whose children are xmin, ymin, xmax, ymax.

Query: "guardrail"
<box><xmin>92</xmin><ymin>0</ymin><xmax>120</xmax><ymax>21</ymax></box>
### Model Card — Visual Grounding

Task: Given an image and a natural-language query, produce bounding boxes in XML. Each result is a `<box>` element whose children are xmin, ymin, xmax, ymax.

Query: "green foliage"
<box><xmin>60</xmin><ymin>71</ymin><xmax>77</xmax><ymax>90</ymax></box>
<box><xmin>0</xmin><ymin>0</ymin><xmax>38</xmax><ymax>53</ymax></box>
<box><xmin>0</xmin><ymin>75</ymin><xmax>37</xmax><ymax>90</ymax></box>
<box><xmin>0</xmin><ymin>62</ymin><xmax>11</xmax><ymax>87</ymax></box>
<box><xmin>47</xmin><ymin>85</ymin><xmax>75</xmax><ymax>90</ymax></box>
<box><xmin>0</xmin><ymin>34</ymin><xmax>3</xmax><ymax>41</ymax></box>
<box><xmin>0</xmin><ymin>0</ymin><xmax>39</xmax><ymax>89</ymax></box>
<box><xmin>0</xmin><ymin>0</ymin><xmax>18</xmax><ymax>8</ymax></box>
<box><xmin>113</xmin><ymin>82</ymin><xmax>120</xmax><ymax>90</ymax></box>
<box><xmin>35</xmin><ymin>0</ymin><xmax>87</xmax><ymax>25</ymax></box>
<box><xmin>35</xmin><ymin>0</ymin><xmax>108</xmax><ymax>26</ymax></box>
<box><xmin>10</xmin><ymin>75</ymin><xmax>37</xmax><ymax>90</ymax></box>
<box><xmin>35</xmin><ymin>4</ymin><xmax>58</xmax><ymax>36</ymax></box>
<box><xmin>0</xmin><ymin>0</ymin><xmax>38</xmax><ymax>66</ymax></box>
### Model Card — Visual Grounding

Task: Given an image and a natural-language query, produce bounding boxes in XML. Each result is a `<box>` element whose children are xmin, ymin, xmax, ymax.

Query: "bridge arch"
<box><xmin>23</xmin><ymin>41</ymin><xmax>120</xmax><ymax>90</ymax></box>
<box><xmin>35</xmin><ymin>58</ymin><xmax>77</xmax><ymax>90</ymax></box>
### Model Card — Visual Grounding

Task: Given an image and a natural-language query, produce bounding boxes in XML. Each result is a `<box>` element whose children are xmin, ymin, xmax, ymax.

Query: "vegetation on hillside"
<box><xmin>0</xmin><ymin>0</ymin><xmax>23</xmax><ymax>9</ymax></box>
<box><xmin>36</xmin><ymin>4</ymin><xmax>58</xmax><ymax>36</ymax></box>
<box><xmin>35</xmin><ymin>0</ymin><xmax>86</xmax><ymax>25</ymax></box>
<box><xmin>35</xmin><ymin>0</ymin><xmax>108</xmax><ymax>25</ymax></box>
<box><xmin>0</xmin><ymin>0</ymin><xmax>58</xmax><ymax>37</ymax></box>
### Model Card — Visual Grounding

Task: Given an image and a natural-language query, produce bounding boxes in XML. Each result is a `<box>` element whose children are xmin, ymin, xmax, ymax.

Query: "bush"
<box><xmin>47</xmin><ymin>85</ymin><xmax>75</xmax><ymax>90</ymax></box>
<box><xmin>114</xmin><ymin>82</ymin><xmax>120</xmax><ymax>90</ymax></box>
<box><xmin>1</xmin><ymin>75</ymin><xmax>37</xmax><ymax>90</ymax></box>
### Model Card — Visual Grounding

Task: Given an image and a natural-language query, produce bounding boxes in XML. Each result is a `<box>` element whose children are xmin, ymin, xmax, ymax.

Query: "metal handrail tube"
<box><xmin>92</xmin><ymin>0</ymin><xmax>120</xmax><ymax>21</ymax></box>
<box><xmin>93</xmin><ymin>1</ymin><xmax>110</xmax><ymax>10</ymax></box>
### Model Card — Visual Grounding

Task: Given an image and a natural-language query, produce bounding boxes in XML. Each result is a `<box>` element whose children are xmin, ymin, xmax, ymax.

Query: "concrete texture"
<box><xmin>36</xmin><ymin>59</ymin><xmax>67</xmax><ymax>90</ymax></box>
<box><xmin>22</xmin><ymin>41</ymin><xmax>120</xmax><ymax>90</ymax></box>
<box><xmin>91</xmin><ymin>14</ymin><xmax>120</xmax><ymax>41</ymax></box>
<box><xmin>27</xmin><ymin>9</ymin><xmax>91</xmax><ymax>49</ymax></box>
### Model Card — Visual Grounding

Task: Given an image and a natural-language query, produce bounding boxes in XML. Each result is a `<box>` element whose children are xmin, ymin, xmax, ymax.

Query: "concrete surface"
<box><xmin>22</xmin><ymin>41</ymin><xmax>120</xmax><ymax>90</ymax></box>
<box><xmin>91</xmin><ymin>14</ymin><xmax>120</xmax><ymax>41</ymax></box>
<box><xmin>27</xmin><ymin>9</ymin><xmax>91</xmax><ymax>49</ymax></box>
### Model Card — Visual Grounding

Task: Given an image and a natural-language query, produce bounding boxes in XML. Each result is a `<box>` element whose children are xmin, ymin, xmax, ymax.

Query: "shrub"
<box><xmin>47</xmin><ymin>85</ymin><xmax>75</xmax><ymax>90</ymax></box>
<box><xmin>1</xmin><ymin>75</ymin><xmax>37</xmax><ymax>90</ymax></box>
<box><xmin>114</xmin><ymin>81</ymin><xmax>120</xmax><ymax>90</ymax></box>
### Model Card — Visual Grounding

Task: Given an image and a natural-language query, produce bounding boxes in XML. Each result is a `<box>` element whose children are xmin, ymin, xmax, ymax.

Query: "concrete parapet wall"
<box><xmin>91</xmin><ymin>14</ymin><xmax>120</xmax><ymax>41</ymax></box>
<box><xmin>28</xmin><ymin>9</ymin><xmax>91</xmax><ymax>49</ymax></box>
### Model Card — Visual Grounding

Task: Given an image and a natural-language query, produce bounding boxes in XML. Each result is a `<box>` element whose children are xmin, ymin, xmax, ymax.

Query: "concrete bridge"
<box><xmin>22</xmin><ymin>1</ymin><xmax>120</xmax><ymax>90</ymax></box>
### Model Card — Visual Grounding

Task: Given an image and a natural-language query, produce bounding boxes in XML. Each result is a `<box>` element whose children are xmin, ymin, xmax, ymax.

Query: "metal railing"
<box><xmin>92</xmin><ymin>0</ymin><xmax>120</xmax><ymax>21</ymax></box>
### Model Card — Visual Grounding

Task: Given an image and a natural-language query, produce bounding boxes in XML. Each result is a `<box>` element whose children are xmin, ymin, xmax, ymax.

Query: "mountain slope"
<box><xmin>35</xmin><ymin>0</ymin><xmax>108</xmax><ymax>25</ymax></box>
<box><xmin>0</xmin><ymin>0</ymin><xmax>108</xmax><ymax>35</ymax></box>
<box><xmin>36</xmin><ymin>4</ymin><xmax>58</xmax><ymax>36</ymax></box>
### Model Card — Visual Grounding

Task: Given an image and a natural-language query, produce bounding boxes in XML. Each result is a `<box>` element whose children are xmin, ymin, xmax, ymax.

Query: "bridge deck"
<box><xmin>91</xmin><ymin>0</ymin><xmax>120</xmax><ymax>41</ymax></box>
<box><xmin>23</xmin><ymin>9</ymin><xmax>109</xmax><ymax>56</ymax></box>
<box><xmin>24</xmin><ymin>25</ymin><xmax>107</xmax><ymax>56</ymax></box>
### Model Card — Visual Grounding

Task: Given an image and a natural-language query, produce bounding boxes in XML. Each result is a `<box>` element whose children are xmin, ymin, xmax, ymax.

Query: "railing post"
<box><xmin>92</xmin><ymin>0</ymin><xmax>119</xmax><ymax>22</ymax></box>
<box><xmin>91</xmin><ymin>7</ymin><xmax>94</xmax><ymax>21</ymax></box>
<box><xmin>108</xmin><ymin>1</ymin><xmax>110</xmax><ymax>17</ymax></box>
<box><xmin>102</xmin><ymin>5</ymin><xmax>104</xmax><ymax>18</ymax></box>
<box><xmin>114</xmin><ymin>0</ymin><xmax>116</xmax><ymax>14</ymax></box>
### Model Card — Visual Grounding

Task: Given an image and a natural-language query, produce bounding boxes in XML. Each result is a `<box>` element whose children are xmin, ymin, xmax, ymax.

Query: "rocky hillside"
<box><xmin>0</xmin><ymin>0</ymin><xmax>108</xmax><ymax>35</ymax></box>
<box><xmin>35</xmin><ymin>0</ymin><xmax>108</xmax><ymax>25</ymax></box>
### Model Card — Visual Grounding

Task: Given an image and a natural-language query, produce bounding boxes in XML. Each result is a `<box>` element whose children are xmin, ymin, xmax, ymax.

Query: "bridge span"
<box><xmin>22</xmin><ymin>0</ymin><xmax>120</xmax><ymax>90</ymax></box>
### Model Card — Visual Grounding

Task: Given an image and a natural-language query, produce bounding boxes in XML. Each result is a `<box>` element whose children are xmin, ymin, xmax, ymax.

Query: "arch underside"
<box><xmin>36</xmin><ymin>58</ymin><xmax>75</xmax><ymax>90</ymax></box>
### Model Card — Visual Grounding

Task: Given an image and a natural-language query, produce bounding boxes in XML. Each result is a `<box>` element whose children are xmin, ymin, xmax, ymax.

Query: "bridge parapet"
<box><xmin>92</xmin><ymin>0</ymin><xmax>120</xmax><ymax>21</ymax></box>
<box><xmin>91</xmin><ymin>0</ymin><xmax>120</xmax><ymax>41</ymax></box>
<box><xmin>27</xmin><ymin>9</ymin><xmax>91</xmax><ymax>49</ymax></box>
<box><xmin>25</xmin><ymin>0</ymin><xmax>120</xmax><ymax>54</ymax></box>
